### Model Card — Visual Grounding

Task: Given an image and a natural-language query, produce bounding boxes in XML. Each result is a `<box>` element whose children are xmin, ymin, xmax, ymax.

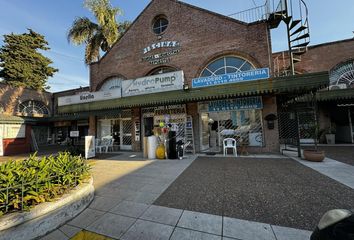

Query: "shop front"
<box><xmin>198</xmin><ymin>97</ymin><xmax>264</xmax><ymax>152</ymax></box>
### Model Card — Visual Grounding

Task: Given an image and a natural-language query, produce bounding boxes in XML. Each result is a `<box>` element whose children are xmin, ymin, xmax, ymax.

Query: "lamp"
<box><xmin>183</xmin><ymin>84</ymin><xmax>189</xmax><ymax>91</ymax></box>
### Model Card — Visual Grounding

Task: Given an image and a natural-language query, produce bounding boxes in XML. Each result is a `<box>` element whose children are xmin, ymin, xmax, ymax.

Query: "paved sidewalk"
<box><xmin>286</xmin><ymin>152</ymin><xmax>354</xmax><ymax>189</ymax></box>
<box><xmin>42</xmin><ymin>155</ymin><xmax>314</xmax><ymax>240</ymax></box>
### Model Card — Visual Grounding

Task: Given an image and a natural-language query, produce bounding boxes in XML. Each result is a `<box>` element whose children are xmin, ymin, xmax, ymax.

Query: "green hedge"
<box><xmin>0</xmin><ymin>152</ymin><xmax>91</xmax><ymax>216</ymax></box>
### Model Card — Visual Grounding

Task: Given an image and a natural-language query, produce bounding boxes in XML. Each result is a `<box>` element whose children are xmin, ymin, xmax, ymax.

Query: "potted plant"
<box><xmin>325</xmin><ymin>122</ymin><xmax>336</xmax><ymax>144</ymax></box>
<box><xmin>303</xmin><ymin>123</ymin><xmax>325</xmax><ymax>162</ymax></box>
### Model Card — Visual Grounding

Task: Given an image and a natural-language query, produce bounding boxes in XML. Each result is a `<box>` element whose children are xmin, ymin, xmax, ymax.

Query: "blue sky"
<box><xmin>0</xmin><ymin>0</ymin><xmax>353</xmax><ymax>92</ymax></box>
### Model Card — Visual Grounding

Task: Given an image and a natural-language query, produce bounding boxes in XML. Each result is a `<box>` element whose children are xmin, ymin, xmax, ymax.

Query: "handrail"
<box><xmin>228</xmin><ymin>3</ymin><xmax>268</xmax><ymax>23</ymax></box>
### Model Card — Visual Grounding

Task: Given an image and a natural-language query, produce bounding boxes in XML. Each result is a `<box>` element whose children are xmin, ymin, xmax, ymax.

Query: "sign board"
<box><xmin>192</xmin><ymin>68</ymin><xmax>270</xmax><ymax>88</ymax></box>
<box><xmin>3</xmin><ymin>124</ymin><xmax>26</xmax><ymax>139</ymax></box>
<box><xmin>70</xmin><ymin>131</ymin><xmax>79</xmax><ymax>137</ymax></box>
<box><xmin>208</xmin><ymin>97</ymin><xmax>263</xmax><ymax>112</ymax></box>
<box><xmin>58</xmin><ymin>88</ymin><xmax>122</xmax><ymax>106</ymax></box>
<box><xmin>85</xmin><ymin>136</ymin><xmax>95</xmax><ymax>159</ymax></box>
<box><xmin>122</xmin><ymin>71</ymin><xmax>184</xmax><ymax>97</ymax></box>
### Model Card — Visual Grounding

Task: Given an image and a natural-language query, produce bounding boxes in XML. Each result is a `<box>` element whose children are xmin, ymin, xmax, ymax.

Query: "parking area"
<box><xmin>154</xmin><ymin>156</ymin><xmax>354</xmax><ymax>230</ymax></box>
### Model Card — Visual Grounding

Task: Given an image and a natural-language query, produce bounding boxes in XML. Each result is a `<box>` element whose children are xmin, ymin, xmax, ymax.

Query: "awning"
<box><xmin>58</xmin><ymin>71</ymin><xmax>329</xmax><ymax>114</ymax></box>
<box><xmin>0</xmin><ymin>114</ymin><xmax>38</xmax><ymax>124</ymax></box>
<box><xmin>316</xmin><ymin>88</ymin><xmax>354</xmax><ymax>101</ymax></box>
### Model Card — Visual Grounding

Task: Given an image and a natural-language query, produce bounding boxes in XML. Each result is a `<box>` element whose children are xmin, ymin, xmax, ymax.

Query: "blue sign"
<box><xmin>208</xmin><ymin>97</ymin><xmax>263</xmax><ymax>112</ymax></box>
<box><xmin>192</xmin><ymin>68</ymin><xmax>270</xmax><ymax>88</ymax></box>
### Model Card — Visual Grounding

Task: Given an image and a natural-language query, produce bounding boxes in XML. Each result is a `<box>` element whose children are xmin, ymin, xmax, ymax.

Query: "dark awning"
<box><xmin>58</xmin><ymin>71</ymin><xmax>329</xmax><ymax>114</ymax></box>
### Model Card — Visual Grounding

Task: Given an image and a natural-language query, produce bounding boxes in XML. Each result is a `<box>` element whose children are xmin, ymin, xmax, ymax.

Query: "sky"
<box><xmin>0</xmin><ymin>0</ymin><xmax>353</xmax><ymax>92</ymax></box>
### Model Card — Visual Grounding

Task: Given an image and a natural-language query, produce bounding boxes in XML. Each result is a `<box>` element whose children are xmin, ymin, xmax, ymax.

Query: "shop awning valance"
<box><xmin>316</xmin><ymin>88</ymin><xmax>354</xmax><ymax>102</ymax></box>
<box><xmin>0</xmin><ymin>114</ymin><xmax>38</xmax><ymax>124</ymax></box>
<box><xmin>58</xmin><ymin>71</ymin><xmax>329</xmax><ymax>114</ymax></box>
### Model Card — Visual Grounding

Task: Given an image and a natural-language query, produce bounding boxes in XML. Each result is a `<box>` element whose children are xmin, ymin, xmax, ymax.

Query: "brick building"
<box><xmin>57</xmin><ymin>0</ymin><xmax>328</xmax><ymax>156</ymax></box>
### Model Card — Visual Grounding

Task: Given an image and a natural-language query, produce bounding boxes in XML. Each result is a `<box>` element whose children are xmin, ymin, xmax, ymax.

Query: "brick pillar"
<box><xmin>88</xmin><ymin>115</ymin><xmax>96</xmax><ymax>136</ymax></box>
<box><xmin>262</xmin><ymin>95</ymin><xmax>279</xmax><ymax>153</ymax></box>
<box><xmin>187</xmin><ymin>102</ymin><xmax>199</xmax><ymax>152</ymax></box>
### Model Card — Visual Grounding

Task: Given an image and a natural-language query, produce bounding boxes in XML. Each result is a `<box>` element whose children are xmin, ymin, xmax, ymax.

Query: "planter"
<box><xmin>303</xmin><ymin>149</ymin><xmax>325</xmax><ymax>162</ymax></box>
<box><xmin>325</xmin><ymin>134</ymin><xmax>335</xmax><ymax>144</ymax></box>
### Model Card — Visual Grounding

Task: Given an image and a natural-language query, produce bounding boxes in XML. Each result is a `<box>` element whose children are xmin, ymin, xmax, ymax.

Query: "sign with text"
<box><xmin>58</xmin><ymin>88</ymin><xmax>122</xmax><ymax>106</ymax></box>
<box><xmin>122</xmin><ymin>71</ymin><xmax>184</xmax><ymax>97</ymax></box>
<box><xmin>192</xmin><ymin>68</ymin><xmax>270</xmax><ymax>88</ymax></box>
<box><xmin>208</xmin><ymin>97</ymin><xmax>263</xmax><ymax>112</ymax></box>
<box><xmin>70</xmin><ymin>131</ymin><xmax>79</xmax><ymax>137</ymax></box>
<box><xmin>85</xmin><ymin>136</ymin><xmax>95</xmax><ymax>159</ymax></box>
<box><xmin>3</xmin><ymin>124</ymin><xmax>26</xmax><ymax>139</ymax></box>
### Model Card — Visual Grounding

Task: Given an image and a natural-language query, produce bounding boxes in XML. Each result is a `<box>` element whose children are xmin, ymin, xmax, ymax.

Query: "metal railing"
<box><xmin>0</xmin><ymin>167</ymin><xmax>87</xmax><ymax>215</ymax></box>
<box><xmin>228</xmin><ymin>4</ymin><xmax>269</xmax><ymax>23</ymax></box>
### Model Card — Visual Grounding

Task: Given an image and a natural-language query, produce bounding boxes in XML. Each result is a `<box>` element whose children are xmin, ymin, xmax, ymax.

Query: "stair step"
<box><xmin>289</xmin><ymin>20</ymin><xmax>301</xmax><ymax>30</ymax></box>
<box><xmin>291</xmin><ymin>41</ymin><xmax>310</xmax><ymax>48</ymax></box>
<box><xmin>293</xmin><ymin>57</ymin><xmax>301</xmax><ymax>63</ymax></box>
<box><xmin>283</xmin><ymin>16</ymin><xmax>292</xmax><ymax>24</ymax></box>
<box><xmin>292</xmin><ymin>50</ymin><xmax>307</xmax><ymax>56</ymax></box>
<box><xmin>291</xmin><ymin>25</ymin><xmax>307</xmax><ymax>36</ymax></box>
<box><xmin>291</xmin><ymin>33</ymin><xmax>310</xmax><ymax>42</ymax></box>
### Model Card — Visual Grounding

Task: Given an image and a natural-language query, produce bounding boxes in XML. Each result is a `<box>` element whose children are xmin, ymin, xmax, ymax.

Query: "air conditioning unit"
<box><xmin>329</xmin><ymin>84</ymin><xmax>347</xmax><ymax>90</ymax></box>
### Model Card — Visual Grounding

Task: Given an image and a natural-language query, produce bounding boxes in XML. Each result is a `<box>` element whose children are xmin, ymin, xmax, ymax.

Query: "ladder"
<box><xmin>31</xmin><ymin>129</ymin><xmax>39</xmax><ymax>152</ymax></box>
<box><xmin>184</xmin><ymin>115</ymin><xmax>195</xmax><ymax>155</ymax></box>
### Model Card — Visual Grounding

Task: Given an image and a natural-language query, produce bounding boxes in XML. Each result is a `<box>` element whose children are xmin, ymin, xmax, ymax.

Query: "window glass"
<box><xmin>201</xmin><ymin>56</ymin><xmax>255</xmax><ymax>77</ymax></box>
<box><xmin>153</xmin><ymin>17</ymin><xmax>169</xmax><ymax>35</ymax></box>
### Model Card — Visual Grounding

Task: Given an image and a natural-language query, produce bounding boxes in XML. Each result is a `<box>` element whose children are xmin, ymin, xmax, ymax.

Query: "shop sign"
<box><xmin>58</xmin><ymin>88</ymin><xmax>122</xmax><ymax>106</ymax></box>
<box><xmin>85</xmin><ymin>136</ymin><xmax>95</xmax><ymax>159</ymax></box>
<box><xmin>153</xmin><ymin>104</ymin><xmax>186</xmax><ymax>125</ymax></box>
<box><xmin>122</xmin><ymin>71</ymin><xmax>184</xmax><ymax>97</ymax></box>
<box><xmin>142</xmin><ymin>41</ymin><xmax>181</xmax><ymax>65</ymax></box>
<box><xmin>208</xmin><ymin>96</ymin><xmax>263</xmax><ymax>112</ymax></box>
<box><xmin>192</xmin><ymin>68</ymin><xmax>270</xmax><ymax>88</ymax></box>
<box><xmin>3</xmin><ymin>124</ymin><xmax>26</xmax><ymax>139</ymax></box>
<box><xmin>70</xmin><ymin>131</ymin><xmax>79</xmax><ymax>137</ymax></box>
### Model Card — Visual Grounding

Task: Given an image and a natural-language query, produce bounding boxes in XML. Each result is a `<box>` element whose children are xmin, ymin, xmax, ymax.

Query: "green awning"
<box><xmin>0</xmin><ymin>114</ymin><xmax>39</xmax><ymax>124</ymax></box>
<box><xmin>316</xmin><ymin>88</ymin><xmax>354</xmax><ymax>101</ymax></box>
<box><xmin>58</xmin><ymin>71</ymin><xmax>329</xmax><ymax>114</ymax></box>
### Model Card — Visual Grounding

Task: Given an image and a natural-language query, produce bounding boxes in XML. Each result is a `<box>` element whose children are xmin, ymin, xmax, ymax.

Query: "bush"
<box><xmin>0</xmin><ymin>152</ymin><xmax>91</xmax><ymax>216</ymax></box>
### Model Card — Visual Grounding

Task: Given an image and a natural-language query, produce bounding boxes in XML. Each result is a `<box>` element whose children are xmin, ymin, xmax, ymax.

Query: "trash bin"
<box><xmin>166</xmin><ymin>131</ymin><xmax>177</xmax><ymax>159</ymax></box>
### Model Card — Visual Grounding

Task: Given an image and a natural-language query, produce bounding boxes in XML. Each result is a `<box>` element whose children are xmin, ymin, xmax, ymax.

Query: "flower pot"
<box><xmin>303</xmin><ymin>149</ymin><xmax>325</xmax><ymax>162</ymax></box>
<box><xmin>325</xmin><ymin>134</ymin><xmax>335</xmax><ymax>144</ymax></box>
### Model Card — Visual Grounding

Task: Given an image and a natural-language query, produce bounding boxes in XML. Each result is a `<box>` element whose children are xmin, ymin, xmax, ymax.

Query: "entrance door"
<box><xmin>121</xmin><ymin>118</ymin><xmax>132</xmax><ymax>150</ymax></box>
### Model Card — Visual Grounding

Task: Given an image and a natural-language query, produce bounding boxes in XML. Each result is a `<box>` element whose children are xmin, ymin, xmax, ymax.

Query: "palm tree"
<box><xmin>68</xmin><ymin>0</ymin><xmax>130</xmax><ymax>64</ymax></box>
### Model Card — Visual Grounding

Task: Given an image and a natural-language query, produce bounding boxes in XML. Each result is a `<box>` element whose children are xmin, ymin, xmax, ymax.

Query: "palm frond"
<box><xmin>85</xmin><ymin>32</ymin><xmax>103</xmax><ymax>64</ymax></box>
<box><xmin>67</xmin><ymin>17</ymin><xmax>98</xmax><ymax>45</ymax></box>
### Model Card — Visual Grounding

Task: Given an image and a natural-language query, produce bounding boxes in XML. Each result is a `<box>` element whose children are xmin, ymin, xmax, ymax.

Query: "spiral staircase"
<box><xmin>229</xmin><ymin>0</ymin><xmax>310</xmax><ymax>76</ymax></box>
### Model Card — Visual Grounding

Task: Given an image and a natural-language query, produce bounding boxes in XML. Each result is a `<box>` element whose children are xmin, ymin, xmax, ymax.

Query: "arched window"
<box><xmin>200</xmin><ymin>56</ymin><xmax>255</xmax><ymax>77</ymax></box>
<box><xmin>17</xmin><ymin>100</ymin><xmax>49</xmax><ymax>116</ymax></box>
<box><xmin>152</xmin><ymin>16</ymin><xmax>169</xmax><ymax>35</ymax></box>
<box><xmin>99</xmin><ymin>77</ymin><xmax>123</xmax><ymax>91</ymax></box>
<box><xmin>329</xmin><ymin>59</ymin><xmax>354</xmax><ymax>89</ymax></box>
<box><xmin>148</xmin><ymin>66</ymin><xmax>177</xmax><ymax>76</ymax></box>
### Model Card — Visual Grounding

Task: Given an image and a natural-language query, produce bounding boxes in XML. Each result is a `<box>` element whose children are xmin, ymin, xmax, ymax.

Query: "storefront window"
<box><xmin>199</xmin><ymin>97</ymin><xmax>264</xmax><ymax>152</ymax></box>
<box><xmin>200</xmin><ymin>56</ymin><xmax>255</xmax><ymax>77</ymax></box>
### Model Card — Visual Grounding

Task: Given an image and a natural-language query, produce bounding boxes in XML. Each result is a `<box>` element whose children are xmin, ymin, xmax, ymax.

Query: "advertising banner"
<box><xmin>58</xmin><ymin>88</ymin><xmax>122</xmax><ymax>106</ymax></box>
<box><xmin>192</xmin><ymin>68</ymin><xmax>270</xmax><ymax>88</ymax></box>
<box><xmin>208</xmin><ymin>96</ymin><xmax>263</xmax><ymax>112</ymax></box>
<box><xmin>85</xmin><ymin>136</ymin><xmax>95</xmax><ymax>159</ymax></box>
<box><xmin>122</xmin><ymin>71</ymin><xmax>184</xmax><ymax>97</ymax></box>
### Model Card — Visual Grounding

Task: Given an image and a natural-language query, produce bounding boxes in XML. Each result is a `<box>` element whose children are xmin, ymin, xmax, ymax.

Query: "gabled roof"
<box><xmin>91</xmin><ymin>0</ymin><xmax>260</xmax><ymax>66</ymax></box>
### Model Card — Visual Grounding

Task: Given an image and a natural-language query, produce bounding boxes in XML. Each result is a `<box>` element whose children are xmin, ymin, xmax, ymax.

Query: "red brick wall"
<box><xmin>90</xmin><ymin>0</ymin><xmax>272</xmax><ymax>90</ymax></box>
<box><xmin>3</xmin><ymin>125</ymin><xmax>32</xmax><ymax>156</ymax></box>
<box><xmin>273</xmin><ymin>38</ymin><xmax>354</xmax><ymax>74</ymax></box>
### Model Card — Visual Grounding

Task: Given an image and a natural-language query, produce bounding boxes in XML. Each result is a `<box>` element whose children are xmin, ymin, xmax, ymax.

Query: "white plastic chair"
<box><xmin>223</xmin><ymin>138</ymin><xmax>237</xmax><ymax>157</ymax></box>
<box><xmin>106</xmin><ymin>139</ymin><xmax>115</xmax><ymax>152</ymax></box>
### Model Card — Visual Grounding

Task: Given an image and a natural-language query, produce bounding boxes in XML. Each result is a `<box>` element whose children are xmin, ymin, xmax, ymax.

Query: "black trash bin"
<box><xmin>166</xmin><ymin>131</ymin><xmax>177</xmax><ymax>159</ymax></box>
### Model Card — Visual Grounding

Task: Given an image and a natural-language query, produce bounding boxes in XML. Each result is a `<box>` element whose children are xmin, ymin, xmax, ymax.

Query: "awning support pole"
<box><xmin>348</xmin><ymin>107</ymin><xmax>353</xmax><ymax>144</ymax></box>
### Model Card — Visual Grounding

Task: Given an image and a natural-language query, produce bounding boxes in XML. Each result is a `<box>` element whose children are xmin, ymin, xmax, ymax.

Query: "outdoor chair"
<box><xmin>223</xmin><ymin>138</ymin><xmax>237</xmax><ymax>157</ymax></box>
<box><xmin>106</xmin><ymin>138</ymin><xmax>115</xmax><ymax>152</ymax></box>
<box><xmin>96</xmin><ymin>138</ymin><xmax>109</xmax><ymax>153</ymax></box>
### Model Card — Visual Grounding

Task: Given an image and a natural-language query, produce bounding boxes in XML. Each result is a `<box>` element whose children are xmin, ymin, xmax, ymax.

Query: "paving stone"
<box><xmin>110</xmin><ymin>200</ymin><xmax>149</xmax><ymax>218</ymax></box>
<box><xmin>40</xmin><ymin>230</ymin><xmax>68</xmax><ymax>240</ymax></box>
<box><xmin>121</xmin><ymin>219</ymin><xmax>174</xmax><ymax>240</ymax></box>
<box><xmin>170</xmin><ymin>227</ymin><xmax>221</xmax><ymax>240</ymax></box>
<box><xmin>223</xmin><ymin>217</ymin><xmax>276</xmax><ymax>240</ymax></box>
<box><xmin>68</xmin><ymin>208</ymin><xmax>105</xmax><ymax>228</ymax></box>
<box><xmin>126</xmin><ymin>191</ymin><xmax>160</xmax><ymax>204</ymax></box>
<box><xmin>59</xmin><ymin>224</ymin><xmax>82</xmax><ymax>238</ymax></box>
<box><xmin>140</xmin><ymin>205</ymin><xmax>183</xmax><ymax>226</ymax></box>
<box><xmin>86</xmin><ymin>212</ymin><xmax>136</xmax><ymax>239</ymax></box>
<box><xmin>177</xmin><ymin>210</ymin><xmax>222</xmax><ymax>235</ymax></box>
<box><xmin>271</xmin><ymin>225</ymin><xmax>312</xmax><ymax>240</ymax></box>
<box><xmin>89</xmin><ymin>196</ymin><xmax>123</xmax><ymax>211</ymax></box>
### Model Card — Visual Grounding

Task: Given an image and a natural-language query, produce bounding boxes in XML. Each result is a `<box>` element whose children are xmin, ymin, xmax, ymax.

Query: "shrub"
<box><xmin>0</xmin><ymin>152</ymin><xmax>91</xmax><ymax>216</ymax></box>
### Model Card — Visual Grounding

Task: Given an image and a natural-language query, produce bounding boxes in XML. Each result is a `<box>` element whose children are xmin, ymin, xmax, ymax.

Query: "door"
<box><xmin>121</xmin><ymin>118</ymin><xmax>133</xmax><ymax>150</ymax></box>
